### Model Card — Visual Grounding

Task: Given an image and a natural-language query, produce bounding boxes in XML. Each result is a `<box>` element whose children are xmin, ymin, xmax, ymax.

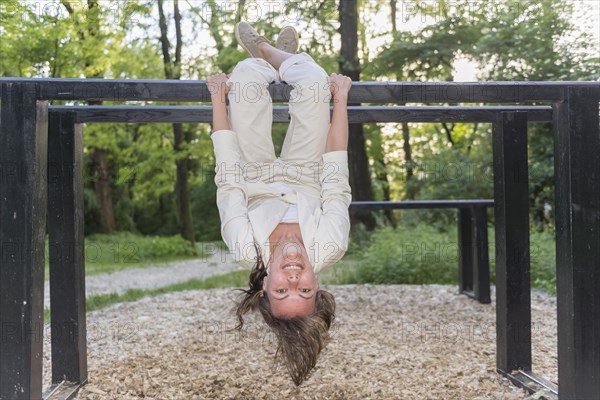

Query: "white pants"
<box><xmin>225</xmin><ymin>52</ymin><xmax>331</xmax><ymax>195</ymax></box>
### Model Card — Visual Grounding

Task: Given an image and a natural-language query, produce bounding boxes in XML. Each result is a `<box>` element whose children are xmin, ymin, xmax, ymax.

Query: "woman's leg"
<box><xmin>257</xmin><ymin>42</ymin><xmax>294</xmax><ymax>71</ymax></box>
<box><xmin>247</xmin><ymin>43</ymin><xmax>330</xmax><ymax>191</ymax></box>
<box><xmin>226</xmin><ymin>57</ymin><xmax>279</xmax><ymax>165</ymax></box>
<box><xmin>274</xmin><ymin>49</ymin><xmax>331</xmax><ymax>168</ymax></box>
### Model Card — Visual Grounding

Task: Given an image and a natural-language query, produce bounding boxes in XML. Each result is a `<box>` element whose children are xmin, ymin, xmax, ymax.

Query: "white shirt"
<box><xmin>269</xmin><ymin>182</ymin><xmax>299</xmax><ymax>222</ymax></box>
<box><xmin>211</xmin><ymin>129</ymin><xmax>352</xmax><ymax>274</ymax></box>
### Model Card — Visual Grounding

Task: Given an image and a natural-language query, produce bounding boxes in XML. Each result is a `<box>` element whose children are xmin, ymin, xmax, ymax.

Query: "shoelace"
<box><xmin>249</xmin><ymin>33</ymin><xmax>268</xmax><ymax>43</ymax></box>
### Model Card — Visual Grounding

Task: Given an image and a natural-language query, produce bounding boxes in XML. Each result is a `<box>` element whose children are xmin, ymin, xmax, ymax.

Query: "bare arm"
<box><xmin>315</xmin><ymin>73</ymin><xmax>353</xmax><ymax>273</ymax></box>
<box><xmin>211</xmin><ymin>99</ymin><xmax>230</xmax><ymax>131</ymax></box>
<box><xmin>207</xmin><ymin>72</ymin><xmax>231</xmax><ymax>132</ymax></box>
<box><xmin>205</xmin><ymin>72</ymin><xmax>257</xmax><ymax>270</ymax></box>
<box><xmin>325</xmin><ymin>94</ymin><xmax>349</xmax><ymax>152</ymax></box>
<box><xmin>325</xmin><ymin>73</ymin><xmax>352</xmax><ymax>152</ymax></box>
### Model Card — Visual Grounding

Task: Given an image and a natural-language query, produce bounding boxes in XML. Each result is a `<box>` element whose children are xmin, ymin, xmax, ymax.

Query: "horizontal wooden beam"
<box><xmin>48</xmin><ymin>105</ymin><xmax>553</xmax><ymax>123</ymax></box>
<box><xmin>2</xmin><ymin>78</ymin><xmax>599</xmax><ymax>102</ymax></box>
<box><xmin>350</xmin><ymin>200</ymin><xmax>494</xmax><ymax>210</ymax></box>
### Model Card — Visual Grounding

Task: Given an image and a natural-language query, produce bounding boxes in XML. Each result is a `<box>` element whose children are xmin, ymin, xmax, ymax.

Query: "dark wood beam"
<box><xmin>2</xmin><ymin>78</ymin><xmax>598</xmax><ymax>102</ymax></box>
<box><xmin>48</xmin><ymin>105</ymin><xmax>553</xmax><ymax>124</ymax></box>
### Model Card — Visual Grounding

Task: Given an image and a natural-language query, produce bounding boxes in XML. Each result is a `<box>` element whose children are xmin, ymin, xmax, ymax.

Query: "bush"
<box><xmin>81</xmin><ymin>231</ymin><xmax>198</xmax><ymax>275</ymax></box>
<box><xmin>529</xmin><ymin>228</ymin><xmax>556</xmax><ymax>294</ymax></box>
<box><xmin>190</xmin><ymin>177</ymin><xmax>222</xmax><ymax>242</ymax></box>
<box><xmin>348</xmin><ymin>222</ymin><xmax>557</xmax><ymax>294</ymax></box>
<box><xmin>351</xmin><ymin>224</ymin><xmax>458</xmax><ymax>285</ymax></box>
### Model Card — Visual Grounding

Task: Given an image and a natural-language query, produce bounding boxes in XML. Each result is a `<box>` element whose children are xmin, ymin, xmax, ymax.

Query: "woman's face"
<box><xmin>263</xmin><ymin>233</ymin><xmax>319</xmax><ymax>318</ymax></box>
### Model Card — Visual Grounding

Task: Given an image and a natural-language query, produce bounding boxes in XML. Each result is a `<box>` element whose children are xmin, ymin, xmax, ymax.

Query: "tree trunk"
<box><xmin>92</xmin><ymin>150</ymin><xmax>116</xmax><ymax>232</ymax></box>
<box><xmin>338</xmin><ymin>0</ymin><xmax>376</xmax><ymax>229</ymax></box>
<box><xmin>174</xmin><ymin>123</ymin><xmax>195</xmax><ymax>242</ymax></box>
<box><xmin>87</xmin><ymin>1</ymin><xmax>117</xmax><ymax>232</ymax></box>
<box><xmin>158</xmin><ymin>0</ymin><xmax>196</xmax><ymax>244</ymax></box>
<box><xmin>377</xmin><ymin>156</ymin><xmax>395</xmax><ymax>225</ymax></box>
<box><xmin>62</xmin><ymin>0</ymin><xmax>117</xmax><ymax>233</ymax></box>
<box><xmin>391</xmin><ymin>0</ymin><xmax>397</xmax><ymax>33</ymax></box>
<box><xmin>390</xmin><ymin>0</ymin><xmax>415</xmax><ymax>202</ymax></box>
<box><xmin>402</xmin><ymin>122</ymin><xmax>416</xmax><ymax>200</ymax></box>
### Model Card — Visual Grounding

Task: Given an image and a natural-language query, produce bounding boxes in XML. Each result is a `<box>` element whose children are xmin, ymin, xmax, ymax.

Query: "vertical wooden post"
<box><xmin>472</xmin><ymin>205</ymin><xmax>491</xmax><ymax>304</ymax></box>
<box><xmin>493</xmin><ymin>111</ymin><xmax>532</xmax><ymax>374</ymax></box>
<box><xmin>458</xmin><ymin>208</ymin><xmax>474</xmax><ymax>293</ymax></box>
<box><xmin>0</xmin><ymin>83</ymin><xmax>48</xmax><ymax>400</ymax></box>
<box><xmin>458</xmin><ymin>206</ymin><xmax>491</xmax><ymax>304</ymax></box>
<box><xmin>48</xmin><ymin>111</ymin><xmax>88</xmax><ymax>386</ymax></box>
<box><xmin>553</xmin><ymin>86</ymin><xmax>600</xmax><ymax>399</ymax></box>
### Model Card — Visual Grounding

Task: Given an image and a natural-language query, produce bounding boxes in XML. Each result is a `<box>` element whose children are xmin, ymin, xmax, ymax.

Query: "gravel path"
<box><xmin>40</xmin><ymin>284</ymin><xmax>557</xmax><ymax>399</ymax></box>
<box><xmin>44</xmin><ymin>249</ymin><xmax>244</xmax><ymax>307</ymax></box>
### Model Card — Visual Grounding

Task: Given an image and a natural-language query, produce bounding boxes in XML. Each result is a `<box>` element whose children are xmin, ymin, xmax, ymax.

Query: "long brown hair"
<box><xmin>232</xmin><ymin>247</ymin><xmax>336</xmax><ymax>386</ymax></box>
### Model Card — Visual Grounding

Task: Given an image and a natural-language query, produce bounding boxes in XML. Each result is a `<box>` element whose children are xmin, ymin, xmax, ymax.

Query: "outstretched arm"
<box><xmin>206</xmin><ymin>72</ymin><xmax>257</xmax><ymax>270</ymax></box>
<box><xmin>207</xmin><ymin>72</ymin><xmax>231</xmax><ymax>131</ymax></box>
<box><xmin>313</xmin><ymin>73</ymin><xmax>353</xmax><ymax>274</ymax></box>
<box><xmin>325</xmin><ymin>73</ymin><xmax>352</xmax><ymax>152</ymax></box>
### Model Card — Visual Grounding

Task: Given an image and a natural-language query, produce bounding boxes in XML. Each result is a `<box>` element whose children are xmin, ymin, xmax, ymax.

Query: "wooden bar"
<box><xmin>48</xmin><ymin>112</ymin><xmax>88</xmax><ymax>388</ymax></box>
<box><xmin>0</xmin><ymin>83</ymin><xmax>48</xmax><ymax>400</ymax></box>
<box><xmin>48</xmin><ymin>105</ymin><xmax>554</xmax><ymax>124</ymax></box>
<box><xmin>345</xmin><ymin>106</ymin><xmax>553</xmax><ymax>123</ymax></box>
<box><xmin>553</xmin><ymin>86</ymin><xmax>600</xmax><ymax>399</ymax></box>
<box><xmin>1</xmin><ymin>78</ymin><xmax>597</xmax><ymax>102</ymax></box>
<box><xmin>472</xmin><ymin>205</ymin><xmax>491</xmax><ymax>304</ymax></box>
<box><xmin>350</xmin><ymin>200</ymin><xmax>494</xmax><ymax>210</ymax></box>
<box><xmin>492</xmin><ymin>112</ymin><xmax>532</xmax><ymax>377</ymax></box>
<box><xmin>458</xmin><ymin>208</ymin><xmax>474</xmax><ymax>293</ymax></box>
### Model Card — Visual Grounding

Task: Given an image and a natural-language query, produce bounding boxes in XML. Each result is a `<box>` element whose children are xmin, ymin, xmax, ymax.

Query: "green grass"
<box><xmin>85</xmin><ymin>269</ymin><xmax>248</xmax><ymax>311</ymax></box>
<box><xmin>44</xmin><ymin>269</ymin><xmax>249</xmax><ymax>320</ymax></box>
<box><xmin>43</xmin><ymin>232</ymin><xmax>222</xmax><ymax>277</ymax></box>
<box><xmin>317</xmin><ymin>254</ymin><xmax>362</xmax><ymax>285</ymax></box>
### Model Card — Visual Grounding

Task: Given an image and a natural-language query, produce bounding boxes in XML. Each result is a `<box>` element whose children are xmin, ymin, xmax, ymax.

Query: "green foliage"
<box><xmin>80</xmin><ymin>232</ymin><xmax>198</xmax><ymax>275</ymax></box>
<box><xmin>351</xmin><ymin>224</ymin><xmax>459</xmax><ymax>285</ymax></box>
<box><xmin>315</xmin><ymin>255</ymin><xmax>361</xmax><ymax>285</ymax></box>
<box><xmin>190</xmin><ymin>172</ymin><xmax>222</xmax><ymax>241</ymax></box>
<box><xmin>0</xmin><ymin>1</ymin><xmax>77</xmax><ymax>77</ymax></box>
<box><xmin>529</xmin><ymin>228</ymin><xmax>557</xmax><ymax>294</ymax></box>
<box><xmin>3</xmin><ymin>0</ymin><xmax>596</xmax><ymax>257</ymax></box>
<box><xmin>372</xmin><ymin>118</ymin><xmax>497</xmax><ymax>228</ymax></box>
<box><xmin>367</xmin><ymin>0</ymin><xmax>598</xmax><ymax>229</ymax></box>
<box><xmin>342</xmin><ymin>222</ymin><xmax>557</xmax><ymax>294</ymax></box>
<box><xmin>474</xmin><ymin>0</ymin><xmax>599</xmax><ymax>81</ymax></box>
<box><xmin>370</xmin><ymin>0</ymin><xmax>599</xmax><ymax>82</ymax></box>
<box><xmin>527</xmin><ymin>123</ymin><xmax>556</xmax><ymax>228</ymax></box>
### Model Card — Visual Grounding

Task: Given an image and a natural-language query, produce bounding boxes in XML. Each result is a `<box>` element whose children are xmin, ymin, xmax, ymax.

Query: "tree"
<box><xmin>338</xmin><ymin>0</ymin><xmax>376</xmax><ymax>229</ymax></box>
<box><xmin>370</xmin><ymin>0</ymin><xmax>599</xmax><ymax>225</ymax></box>
<box><xmin>61</xmin><ymin>0</ymin><xmax>117</xmax><ymax>233</ymax></box>
<box><xmin>157</xmin><ymin>0</ymin><xmax>195</xmax><ymax>244</ymax></box>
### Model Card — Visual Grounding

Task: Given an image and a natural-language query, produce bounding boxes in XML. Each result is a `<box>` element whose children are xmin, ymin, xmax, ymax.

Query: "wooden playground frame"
<box><xmin>0</xmin><ymin>79</ymin><xmax>598</xmax><ymax>399</ymax></box>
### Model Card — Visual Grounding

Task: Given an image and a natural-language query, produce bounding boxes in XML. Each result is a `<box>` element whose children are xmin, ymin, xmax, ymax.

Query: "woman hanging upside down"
<box><xmin>206</xmin><ymin>21</ymin><xmax>352</xmax><ymax>386</ymax></box>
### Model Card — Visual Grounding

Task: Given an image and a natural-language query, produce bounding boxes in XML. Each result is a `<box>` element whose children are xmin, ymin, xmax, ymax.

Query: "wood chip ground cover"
<box><xmin>42</xmin><ymin>284</ymin><xmax>557</xmax><ymax>399</ymax></box>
